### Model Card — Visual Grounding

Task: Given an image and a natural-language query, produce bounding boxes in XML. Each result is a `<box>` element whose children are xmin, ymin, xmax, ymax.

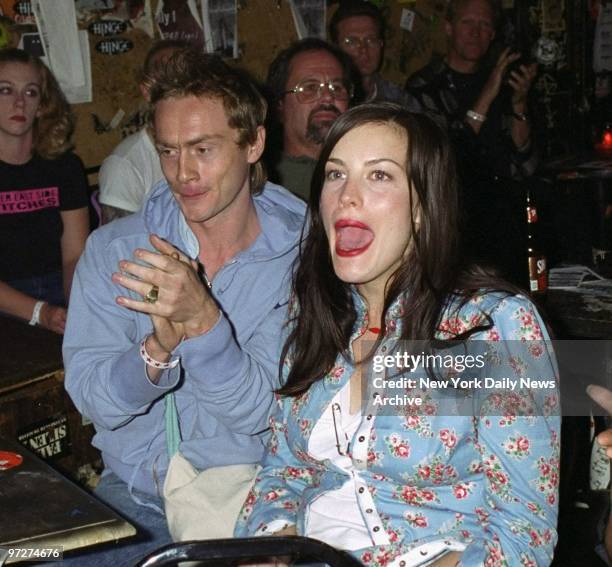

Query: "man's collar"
<box><xmin>178</xmin><ymin>213</ymin><xmax>199</xmax><ymax>259</ymax></box>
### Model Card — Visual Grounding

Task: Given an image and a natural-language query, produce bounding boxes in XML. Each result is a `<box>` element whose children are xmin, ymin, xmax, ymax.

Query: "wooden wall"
<box><xmin>68</xmin><ymin>0</ymin><xmax>450</xmax><ymax>169</ymax></box>
<box><xmin>71</xmin><ymin>0</ymin><xmax>305</xmax><ymax>170</ymax></box>
<box><xmin>1</xmin><ymin>0</ymin><xmax>590</xmax><ymax>169</ymax></box>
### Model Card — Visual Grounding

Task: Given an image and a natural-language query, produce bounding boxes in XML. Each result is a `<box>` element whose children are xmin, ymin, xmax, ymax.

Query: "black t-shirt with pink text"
<box><xmin>0</xmin><ymin>152</ymin><xmax>88</xmax><ymax>280</ymax></box>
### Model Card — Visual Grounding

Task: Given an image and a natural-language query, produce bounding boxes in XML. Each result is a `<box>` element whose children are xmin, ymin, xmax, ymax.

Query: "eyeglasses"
<box><xmin>342</xmin><ymin>36</ymin><xmax>383</xmax><ymax>51</ymax></box>
<box><xmin>283</xmin><ymin>79</ymin><xmax>354</xmax><ymax>104</ymax></box>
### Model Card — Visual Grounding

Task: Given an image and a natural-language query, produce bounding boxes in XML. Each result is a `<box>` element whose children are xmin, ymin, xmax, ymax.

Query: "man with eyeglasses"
<box><xmin>266</xmin><ymin>38</ymin><xmax>356</xmax><ymax>201</ymax></box>
<box><xmin>329</xmin><ymin>0</ymin><xmax>418</xmax><ymax>108</ymax></box>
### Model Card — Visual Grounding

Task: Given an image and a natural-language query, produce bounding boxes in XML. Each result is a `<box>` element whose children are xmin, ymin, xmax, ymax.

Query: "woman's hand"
<box><xmin>38</xmin><ymin>303</ymin><xmax>67</xmax><ymax>334</ymax></box>
<box><xmin>0</xmin><ymin>282</ymin><xmax>66</xmax><ymax>334</ymax></box>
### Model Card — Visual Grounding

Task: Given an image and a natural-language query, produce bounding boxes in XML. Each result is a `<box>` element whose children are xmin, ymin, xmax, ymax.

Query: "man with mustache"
<box><xmin>266</xmin><ymin>38</ymin><xmax>356</xmax><ymax>201</ymax></box>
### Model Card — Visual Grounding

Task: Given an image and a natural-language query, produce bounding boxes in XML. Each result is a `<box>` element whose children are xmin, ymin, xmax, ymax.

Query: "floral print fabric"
<box><xmin>235</xmin><ymin>292</ymin><xmax>560</xmax><ymax>566</ymax></box>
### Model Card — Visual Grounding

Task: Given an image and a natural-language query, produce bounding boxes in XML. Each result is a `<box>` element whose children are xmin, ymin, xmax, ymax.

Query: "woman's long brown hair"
<box><xmin>278</xmin><ymin>103</ymin><xmax>516</xmax><ymax>397</ymax></box>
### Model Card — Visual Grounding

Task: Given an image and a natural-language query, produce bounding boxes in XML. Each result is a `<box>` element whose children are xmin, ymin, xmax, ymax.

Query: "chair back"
<box><xmin>135</xmin><ymin>536</ymin><xmax>364</xmax><ymax>567</ymax></box>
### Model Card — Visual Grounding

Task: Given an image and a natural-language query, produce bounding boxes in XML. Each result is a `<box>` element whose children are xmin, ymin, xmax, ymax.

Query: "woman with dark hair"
<box><xmin>236</xmin><ymin>103</ymin><xmax>559</xmax><ymax>566</ymax></box>
<box><xmin>0</xmin><ymin>48</ymin><xmax>89</xmax><ymax>334</ymax></box>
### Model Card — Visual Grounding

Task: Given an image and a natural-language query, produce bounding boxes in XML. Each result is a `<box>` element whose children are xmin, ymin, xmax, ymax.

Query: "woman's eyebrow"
<box><xmin>364</xmin><ymin>158</ymin><xmax>403</xmax><ymax>167</ymax></box>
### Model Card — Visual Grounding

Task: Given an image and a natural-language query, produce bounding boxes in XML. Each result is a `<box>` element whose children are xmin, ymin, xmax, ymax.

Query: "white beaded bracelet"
<box><xmin>139</xmin><ymin>336</ymin><xmax>180</xmax><ymax>370</ymax></box>
<box><xmin>29</xmin><ymin>300</ymin><xmax>46</xmax><ymax>326</ymax></box>
<box><xmin>466</xmin><ymin>109</ymin><xmax>486</xmax><ymax>123</ymax></box>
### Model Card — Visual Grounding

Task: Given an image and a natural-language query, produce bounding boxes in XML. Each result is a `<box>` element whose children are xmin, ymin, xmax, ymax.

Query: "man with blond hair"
<box><xmin>64</xmin><ymin>49</ymin><xmax>304</xmax><ymax>563</ymax></box>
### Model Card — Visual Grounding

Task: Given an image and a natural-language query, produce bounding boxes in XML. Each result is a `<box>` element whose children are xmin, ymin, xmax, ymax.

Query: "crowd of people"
<box><xmin>1</xmin><ymin>1</ymin><xmax>580</xmax><ymax>566</ymax></box>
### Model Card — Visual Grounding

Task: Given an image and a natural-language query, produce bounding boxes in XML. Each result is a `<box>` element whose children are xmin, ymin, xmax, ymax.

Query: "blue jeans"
<box><xmin>52</xmin><ymin>472</ymin><xmax>172</xmax><ymax>566</ymax></box>
<box><xmin>8</xmin><ymin>271</ymin><xmax>65</xmax><ymax>306</ymax></box>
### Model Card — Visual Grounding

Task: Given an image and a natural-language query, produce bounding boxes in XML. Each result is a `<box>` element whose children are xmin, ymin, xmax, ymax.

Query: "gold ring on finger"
<box><xmin>145</xmin><ymin>285</ymin><xmax>159</xmax><ymax>304</ymax></box>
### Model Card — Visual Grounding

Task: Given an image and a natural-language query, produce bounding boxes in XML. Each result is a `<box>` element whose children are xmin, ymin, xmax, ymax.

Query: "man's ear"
<box><xmin>140</xmin><ymin>82</ymin><xmax>150</xmax><ymax>103</ymax></box>
<box><xmin>247</xmin><ymin>125</ymin><xmax>266</xmax><ymax>164</ymax></box>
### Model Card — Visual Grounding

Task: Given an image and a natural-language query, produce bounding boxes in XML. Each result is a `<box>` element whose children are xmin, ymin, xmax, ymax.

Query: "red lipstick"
<box><xmin>334</xmin><ymin>219</ymin><xmax>374</xmax><ymax>257</ymax></box>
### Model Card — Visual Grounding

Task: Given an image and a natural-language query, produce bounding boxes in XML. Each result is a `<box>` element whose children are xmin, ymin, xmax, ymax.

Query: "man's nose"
<box><xmin>319</xmin><ymin>83</ymin><xmax>335</xmax><ymax>102</ymax></box>
<box><xmin>471</xmin><ymin>22</ymin><xmax>488</xmax><ymax>36</ymax></box>
<box><xmin>177</xmin><ymin>152</ymin><xmax>198</xmax><ymax>183</ymax></box>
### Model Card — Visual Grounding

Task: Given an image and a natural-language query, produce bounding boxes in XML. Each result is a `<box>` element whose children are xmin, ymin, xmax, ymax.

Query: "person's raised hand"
<box><xmin>112</xmin><ymin>234</ymin><xmax>219</xmax><ymax>354</ymax></box>
<box><xmin>508</xmin><ymin>61</ymin><xmax>537</xmax><ymax>111</ymax></box>
<box><xmin>478</xmin><ymin>47</ymin><xmax>521</xmax><ymax>108</ymax></box>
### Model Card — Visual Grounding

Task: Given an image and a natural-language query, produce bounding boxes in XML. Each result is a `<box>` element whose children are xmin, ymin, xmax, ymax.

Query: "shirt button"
<box><xmin>420</xmin><ymin>550</ymin><xmax>428</xmax><ymax>556</ymax></box>
<box><xmin>399</xmin><ymin>562</ymin><xmax>406</xmax><ymax>567</ymax></box>
<box><xmin>358</xmin><ymin>436</ymin><xmax>365</xmax><ymax>442</ymax></box>
<box><xmin>366</xmin><ymin>415</ymin><xmax>372</xmax><ymax>420</ymax></box>
<box><xmin>381</xmin><ymin>346</ymin><xmax>387</xmax><ymax>352</ymax></box>
<box><xmin>373</xmin><ymin>526</ymin><xmax>380</xmax><ymax>532</ymax></box>
<box><xmin>373</xmin><ymin>392</ymin><xmax>379</xmax><ymax>399</ymax></box>
<box><xmin>358</xmin><ymin>487</ymin><xmax>365</xmax><ymax>494</ymax></box>
<box><xmin>366</xmin><ymin>508</ymin><xmax>373</xmax><ymax>513</ymax></box>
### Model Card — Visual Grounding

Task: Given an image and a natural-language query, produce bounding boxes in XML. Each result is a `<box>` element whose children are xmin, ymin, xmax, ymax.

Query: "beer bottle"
<box><xmin>526</xmin><ymin>188</ymin><xmax>548</xmax><ymax>294</ymax></box>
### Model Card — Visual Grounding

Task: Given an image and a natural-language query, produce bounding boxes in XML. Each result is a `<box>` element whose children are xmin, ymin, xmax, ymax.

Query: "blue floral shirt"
<box><xmin>235</xmin><ymin>291</ymin><xmax>560</xmax><ymax>567</ymax></box>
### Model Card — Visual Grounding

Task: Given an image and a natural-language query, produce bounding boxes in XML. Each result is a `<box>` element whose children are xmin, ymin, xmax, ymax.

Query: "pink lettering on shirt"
<box><xmin>0</xmin><ymin>187</ymin><xmax>60</xmax><ymax>214</ymax></box>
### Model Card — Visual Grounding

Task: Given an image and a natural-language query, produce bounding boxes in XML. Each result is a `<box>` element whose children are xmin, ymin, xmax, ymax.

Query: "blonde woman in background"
<box><xmin>0</xmin><ymin>48</ymin><xmax>89</xmax><ymax>334</ymax></box>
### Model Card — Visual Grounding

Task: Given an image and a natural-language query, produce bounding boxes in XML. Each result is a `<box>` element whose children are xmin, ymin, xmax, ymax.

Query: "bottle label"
<box><xmin>528</xmin><ymin>255</ymin><xmax>547</xmax><ymax>292</ymax></box>
<box><xmin>526</xmin><ymin>206</ymin><xmax>538</xmax><ymax>224</ymax></box>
